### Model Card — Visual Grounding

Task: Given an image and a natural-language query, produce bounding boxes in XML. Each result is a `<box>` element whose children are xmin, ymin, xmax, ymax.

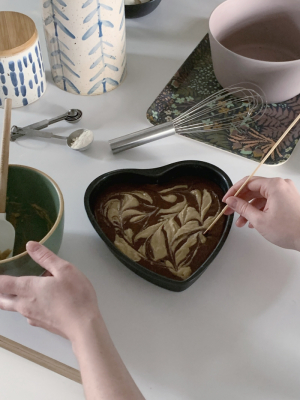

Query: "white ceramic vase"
<box><xmin>42</xmin><ymin>0</ymin><xmax>127</xmax><ymax>96</ymax></box>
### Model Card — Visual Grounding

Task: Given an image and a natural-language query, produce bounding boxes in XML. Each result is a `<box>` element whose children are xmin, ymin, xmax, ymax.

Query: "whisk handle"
<box><xmin>109</xmin><ymin>122</ymin><xmax>175</xmax><ymax>154</ymax></box>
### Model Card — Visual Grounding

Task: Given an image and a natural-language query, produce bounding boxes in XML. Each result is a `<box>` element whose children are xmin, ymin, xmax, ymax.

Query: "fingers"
<box><xmin>0</xmin><ymin>294</ymin><xmax>17</xmax><ymax>312</ymax></box>
<box><xmin>235</xmin><ymin>198</ymin><xmax>267</xmax><ymax>227</ymax></box>
<box><xmin>0</xmin><ymin>276</ymin><xmax>27</xmax><ymax>296</ymax></box>
<box><xmin>26</xmin><ymin>242</ymin><xmax>68</xmax><ymax>275</ymax></box>
<box><xmin>223</xmin><ymin>176</ymin><xmax>263</xmax><ymax>201</ymax></box>
<box><xmin>223</xmin><ymin>176</ymin><xmax>282</xmax><ymax>204</ymax></box>
<box><xmin>225</xmin><ymin>196</ymin><xmax>262</xmax><ymax>227</ymax></box>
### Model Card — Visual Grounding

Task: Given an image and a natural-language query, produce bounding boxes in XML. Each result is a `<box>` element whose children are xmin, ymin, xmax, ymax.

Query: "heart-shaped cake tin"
<box><xmin>84</xmin><ymin>160</ymin><xmax>233</xmax><ymax>291</ymax></box>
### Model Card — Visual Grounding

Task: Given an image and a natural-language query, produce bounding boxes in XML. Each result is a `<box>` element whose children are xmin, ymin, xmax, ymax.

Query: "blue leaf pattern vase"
<box><xmin>42</xmin><ymin>0</ymin><xmax>127</xmax><ymax>96</ymax></box>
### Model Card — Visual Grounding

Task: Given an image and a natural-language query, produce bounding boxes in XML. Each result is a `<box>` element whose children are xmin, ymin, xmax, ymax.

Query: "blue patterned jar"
<box><xmin>42</xmin><ymin>0</ymin><xmax>127</xmax><ymax>96</ymax></box>
<box><xmin>0</xmin><ymin>12</ymin><xmax>46</xmax><ymax>108</ymax></box>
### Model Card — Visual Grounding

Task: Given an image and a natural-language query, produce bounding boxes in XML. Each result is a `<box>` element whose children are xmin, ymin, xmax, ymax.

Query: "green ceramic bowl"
<box><xmin>0</xmin><ymin>165</ymin><xmax>64</xmax><ymax>276</ymax></box>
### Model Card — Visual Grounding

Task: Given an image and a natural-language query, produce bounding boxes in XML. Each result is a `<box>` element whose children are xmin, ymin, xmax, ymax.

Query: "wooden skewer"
<box><xmin>204</xmin><ymin>113</ymin><xmax>300</xmax><ymax>235</ymax></box>
<box><xmin>0</xmin><ymin>98</ymin><xmax>12</xmax><ymax>213</ymax></box>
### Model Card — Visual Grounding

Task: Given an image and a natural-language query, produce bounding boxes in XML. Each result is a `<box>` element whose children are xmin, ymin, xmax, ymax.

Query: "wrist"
<box><xmin>70</xmin><ymin>312</ymin><xmax>106</xmax><ymax>355</ymax></box>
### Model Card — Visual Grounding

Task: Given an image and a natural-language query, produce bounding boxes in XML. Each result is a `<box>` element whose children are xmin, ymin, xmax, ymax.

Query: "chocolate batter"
<box><xmin>94</xmin><ymin>176</ymin><xmax>226</xmax><ymax>281</ymax></box>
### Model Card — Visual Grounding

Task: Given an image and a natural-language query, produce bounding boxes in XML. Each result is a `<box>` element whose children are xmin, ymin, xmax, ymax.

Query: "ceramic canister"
<box><xmin>42</xmin><ymin>0</ymin><xmax>127</xmax><ymax>96</ymax></box>
<box><xmin>0</xmin><ymin>12</ymin><xmax>46</xmax><ymax>108</ymax></box>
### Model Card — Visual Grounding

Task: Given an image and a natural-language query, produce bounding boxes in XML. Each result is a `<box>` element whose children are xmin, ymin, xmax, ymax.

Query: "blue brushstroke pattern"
<box><xmin>44</xmin><ymin>0</ymin><xmax>80</xmax><ymax>93</ymax></box>
<box><xmin>41</xmin><ymin>81</ymin><xmax>44</xmax><ymax>93</ymax></box>
<box><xmin>21</xmin><ymin>86</ymin><xmax>26</xmax><ymax>97</ymax></box>
<box><xmin>23</xmin><ymin>56</ymin><xmax>28</xmax><ymax>68</ymax></box>
<box><xmin>88</xmin><ymin>77</ymin><xmax>118</xmax><ymax>95</ymax></box>
<box><xmin>34</xmin><ymin>74</ymin><xmax>38</xmax><ymax>84</ymax></box>
<box><xmin>119</xmin><ymin>11</ymin><xmax>125</xmax><ymax>31</ymax></box>
<box><xmin>82</xmin><ymin>23</ymin><xmax>98</xmax><ymax>40</ymax></box>
<box><xmin>32</xmin><ymin>62</ymin><xmax>36</xmax><ymax>74</ymax></box>
<box><xmin>10</xmin><ymin>72</ymin><xmax>18</xmax><ymax>87</ymax></box>
<box><xmin>82</xmin><ymin>0</ymin><xmax>94</xmax><ymax>8</ymax></box>
<box><xmin>83</xmin><ymin>6</ymin><xmax>100</xmax><ymax>23</ymax></box>
<box><xmin>61</xmin><ymin>61</ymin><xmax>80</xmax><ymax>78</ymax></box>
<box><xmin>54</xmin><ymin>17</ymin><xmax>75</xmax><ymax>39</ymax></box>
<box><xmin>90</xmin><ymin>66</ymin><xmax>105</xmax><ymax>81</ymax></box>
<box><xmin>0</xmin><ymin>75</ymin><xmax>5</xmax><ymax>84</ymax></box>
<box><xmin>0</xmin><ymin>63</ymin><xmax>4</xmax><ymax>74</ymax></box>
<box><xmin>23</xmin><ymin>98</ymin><xmax>28</xmax><ymax>106</ymax></box>
<box><xmin>89</xmin><ymin>41</ymin><xmax>102</xmax><ymax>55</ymax></box>
<box><xmin>50</xmin><ymin>36</ymin><xmax>69</xmax><ymax>50</ymax></box>
<box><xmin>19</xmin><ymin>72</ymin><xmax>25</xmax><ymax>85</ymax></box>
<box><xmin>40</xmin><ymin>69</ymin><xmax>43</xmax><ymax>77</ymax></box>
<box><xmin>9</xmin><ymin>61</ymin><xmax>15</xmax><ymax>72</ymax></box>
<box><xmin>45</xmin><ymin>15</ymin><xmax>54</xmax><ymax>25</ymax></box>
<box><xmin>15</xmin><ymin>87</ymin><xmax>19</xmax><ymax>97</ymax></box>
<box><xmin>18</xmin><ymin>60</ymin><xmax>23</xmax><ymax>72</ymax></box>
<box><xmin>52</xmin><ymin>3</ymin><xmax>69</xmax><ymax>20</ymax></box>
<box><xmin>53</xmin><ymin>75</ymin><xmax>80</xmax><ymax>94</ymax></box>
<box><xmin>102</xmin><ymin>41</ymin><xmax>113</xmax><ymax>47</ymax></box>
<box><xmin>3</xmin><ymin>86</ymin><xmax>8</xmax><ymax>95</ymax></box>
<box><xmin>83</xmin><ymin>0</ymin><xmax>120</xmax><ymax>93</ymax></box>
<box><xmin>38</xmin><ymin>86</ymin><xmax>41</xmax><ymax>97</ymax></box>
<box><xmin>29</xmin><ymin>80</ymin><xmax>33</xmax><ymax>89</ymax></box>
<box><xmin>51</xmin><ymin>50</ymin><xmax>75</xmax><ymax>66</ymax></box>
<box><xmin>29</xmin><ymin>53</ymin><xmax>33</xmax><ymax>63</ymax></box>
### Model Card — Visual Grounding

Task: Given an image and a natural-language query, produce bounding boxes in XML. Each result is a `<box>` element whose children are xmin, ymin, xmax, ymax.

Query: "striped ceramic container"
<box><xmin>0</xmin><ymin>12</ymin><xmax>46</xmax><ymax>108</ymax></box>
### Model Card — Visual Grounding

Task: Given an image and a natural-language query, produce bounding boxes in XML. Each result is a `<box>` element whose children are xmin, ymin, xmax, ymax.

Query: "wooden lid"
<box><xmin>0</xmin><ymin>12</ymin><xmax>38</xmax><ymax>57</ymax></box>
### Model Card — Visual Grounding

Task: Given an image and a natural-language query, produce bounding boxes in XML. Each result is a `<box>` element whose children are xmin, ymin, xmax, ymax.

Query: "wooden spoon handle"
<box><xmin>0</xmin><ymin>99</ymin><xmax>12</xmax><ymax>213</ymax></box>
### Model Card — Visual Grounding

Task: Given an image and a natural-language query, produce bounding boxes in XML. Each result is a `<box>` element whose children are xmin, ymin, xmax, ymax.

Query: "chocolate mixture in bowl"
<box><xmin>94</xmin><ymin>177</ymin><xmax>226</xmax><ymax>281</ymax></box>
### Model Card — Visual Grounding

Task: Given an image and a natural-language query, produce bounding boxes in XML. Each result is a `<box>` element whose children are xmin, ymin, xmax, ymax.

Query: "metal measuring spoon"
<box><xmin>10</xmin><ymin>126</ymin><xmax>94</xmax><ymax>151</ymax></box>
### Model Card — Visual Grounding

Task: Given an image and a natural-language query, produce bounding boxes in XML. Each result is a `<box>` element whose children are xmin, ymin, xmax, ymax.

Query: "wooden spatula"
<box><xmin>0</xmin><ymin>99</ymin><xmax>15</xmax><ymax>260</ymax></box>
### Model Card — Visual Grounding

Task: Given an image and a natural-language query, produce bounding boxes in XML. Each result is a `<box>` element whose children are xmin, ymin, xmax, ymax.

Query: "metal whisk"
<box><xmin>109</xmin><ymin>86</ymin><xmax>266</xmax><ymax>153</ymax></box>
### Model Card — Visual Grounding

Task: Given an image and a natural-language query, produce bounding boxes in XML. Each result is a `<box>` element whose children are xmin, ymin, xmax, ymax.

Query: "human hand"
<box><xmin>223</xmin><ymin>177</ymin><xmax>300</xmax><ymax>251</ymax></box>
<box><xmin>0</xmin><ymin>242</ymin><xmax>101</xmax><ymax>342</ymax></box>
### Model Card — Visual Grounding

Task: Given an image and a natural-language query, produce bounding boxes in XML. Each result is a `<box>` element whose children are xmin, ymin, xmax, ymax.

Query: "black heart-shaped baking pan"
<box><xmin>84</xmin><ymin>161</ymin><xmax>233</xmax><ymax>292</ymax></box>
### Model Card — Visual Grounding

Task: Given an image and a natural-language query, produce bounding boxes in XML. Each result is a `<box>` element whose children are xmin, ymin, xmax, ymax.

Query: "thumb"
<box><xmin>26</xmin><ymin>241</ymin><xmax>67</xmax><ymax>275</ymax></box>
<box><xmin>226</xmin><ymin>197</ymin><xmax>261</xmax><ymax>226</ymax></box>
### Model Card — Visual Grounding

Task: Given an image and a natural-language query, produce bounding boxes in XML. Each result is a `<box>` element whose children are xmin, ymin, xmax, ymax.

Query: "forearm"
<box><xmin>72</xmin><ymin>314</ymin><xmax>145</xmax><ymax>400</ymax></box>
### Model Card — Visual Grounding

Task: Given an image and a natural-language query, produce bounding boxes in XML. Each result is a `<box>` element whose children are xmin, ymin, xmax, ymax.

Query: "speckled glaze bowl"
<box><xmin>209</xmin><ymin>0</ymin><xmax>300</xmax><ymax>103</ymax></box>
<box><xmin>85</xmin><ymin>161</ymin><xmax>233</xmax><ymax>292</ymax></box>
<box><xmin>0</xmin><ymin>165</ymin><xmax>64</xmax><ymax>276</ymax></box>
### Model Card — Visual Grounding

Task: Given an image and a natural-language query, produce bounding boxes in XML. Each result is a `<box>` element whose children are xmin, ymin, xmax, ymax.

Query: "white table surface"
<box><xmin>2</xmin><ymin>0</ymin><xmax>300</xmax><ymax>399</ymax></box>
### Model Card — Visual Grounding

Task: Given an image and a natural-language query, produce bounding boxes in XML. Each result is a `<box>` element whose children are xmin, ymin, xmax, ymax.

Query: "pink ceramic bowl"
<box><xmin>209</xmin><ymin>0</ymin><xmax>300</xmax><ymax>104</ymax></box>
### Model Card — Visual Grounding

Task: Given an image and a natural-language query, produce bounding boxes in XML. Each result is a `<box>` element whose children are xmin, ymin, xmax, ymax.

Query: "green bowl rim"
<box><xmin>0</xmin><ymin>164</ymin><xmax>64</xmax><ymax>265</ymax></box>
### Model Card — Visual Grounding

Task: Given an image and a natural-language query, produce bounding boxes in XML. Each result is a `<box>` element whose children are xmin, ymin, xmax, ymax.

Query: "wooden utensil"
<box><xmin>204</xmin><ymin>113</ymin><xmax>300</xmax><ymax>234</ymax></box>
<box><xmin>0</xmin><ymin>98</ymin><xmax>15</xmax><ymax>260</ymax></box>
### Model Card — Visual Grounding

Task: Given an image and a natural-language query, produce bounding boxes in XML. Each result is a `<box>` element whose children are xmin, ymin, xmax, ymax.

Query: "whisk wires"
<box><xmin>173</xmin><ymin>86</ymin><xmax>266</xmax><ymax>135</ymax></box>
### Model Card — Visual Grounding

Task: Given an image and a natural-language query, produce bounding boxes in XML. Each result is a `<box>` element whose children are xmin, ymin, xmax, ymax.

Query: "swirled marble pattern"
<box><xmin>94</xmin><ymin>177</ymin><xmax>226</xmax><ymax>281</ymax></box>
